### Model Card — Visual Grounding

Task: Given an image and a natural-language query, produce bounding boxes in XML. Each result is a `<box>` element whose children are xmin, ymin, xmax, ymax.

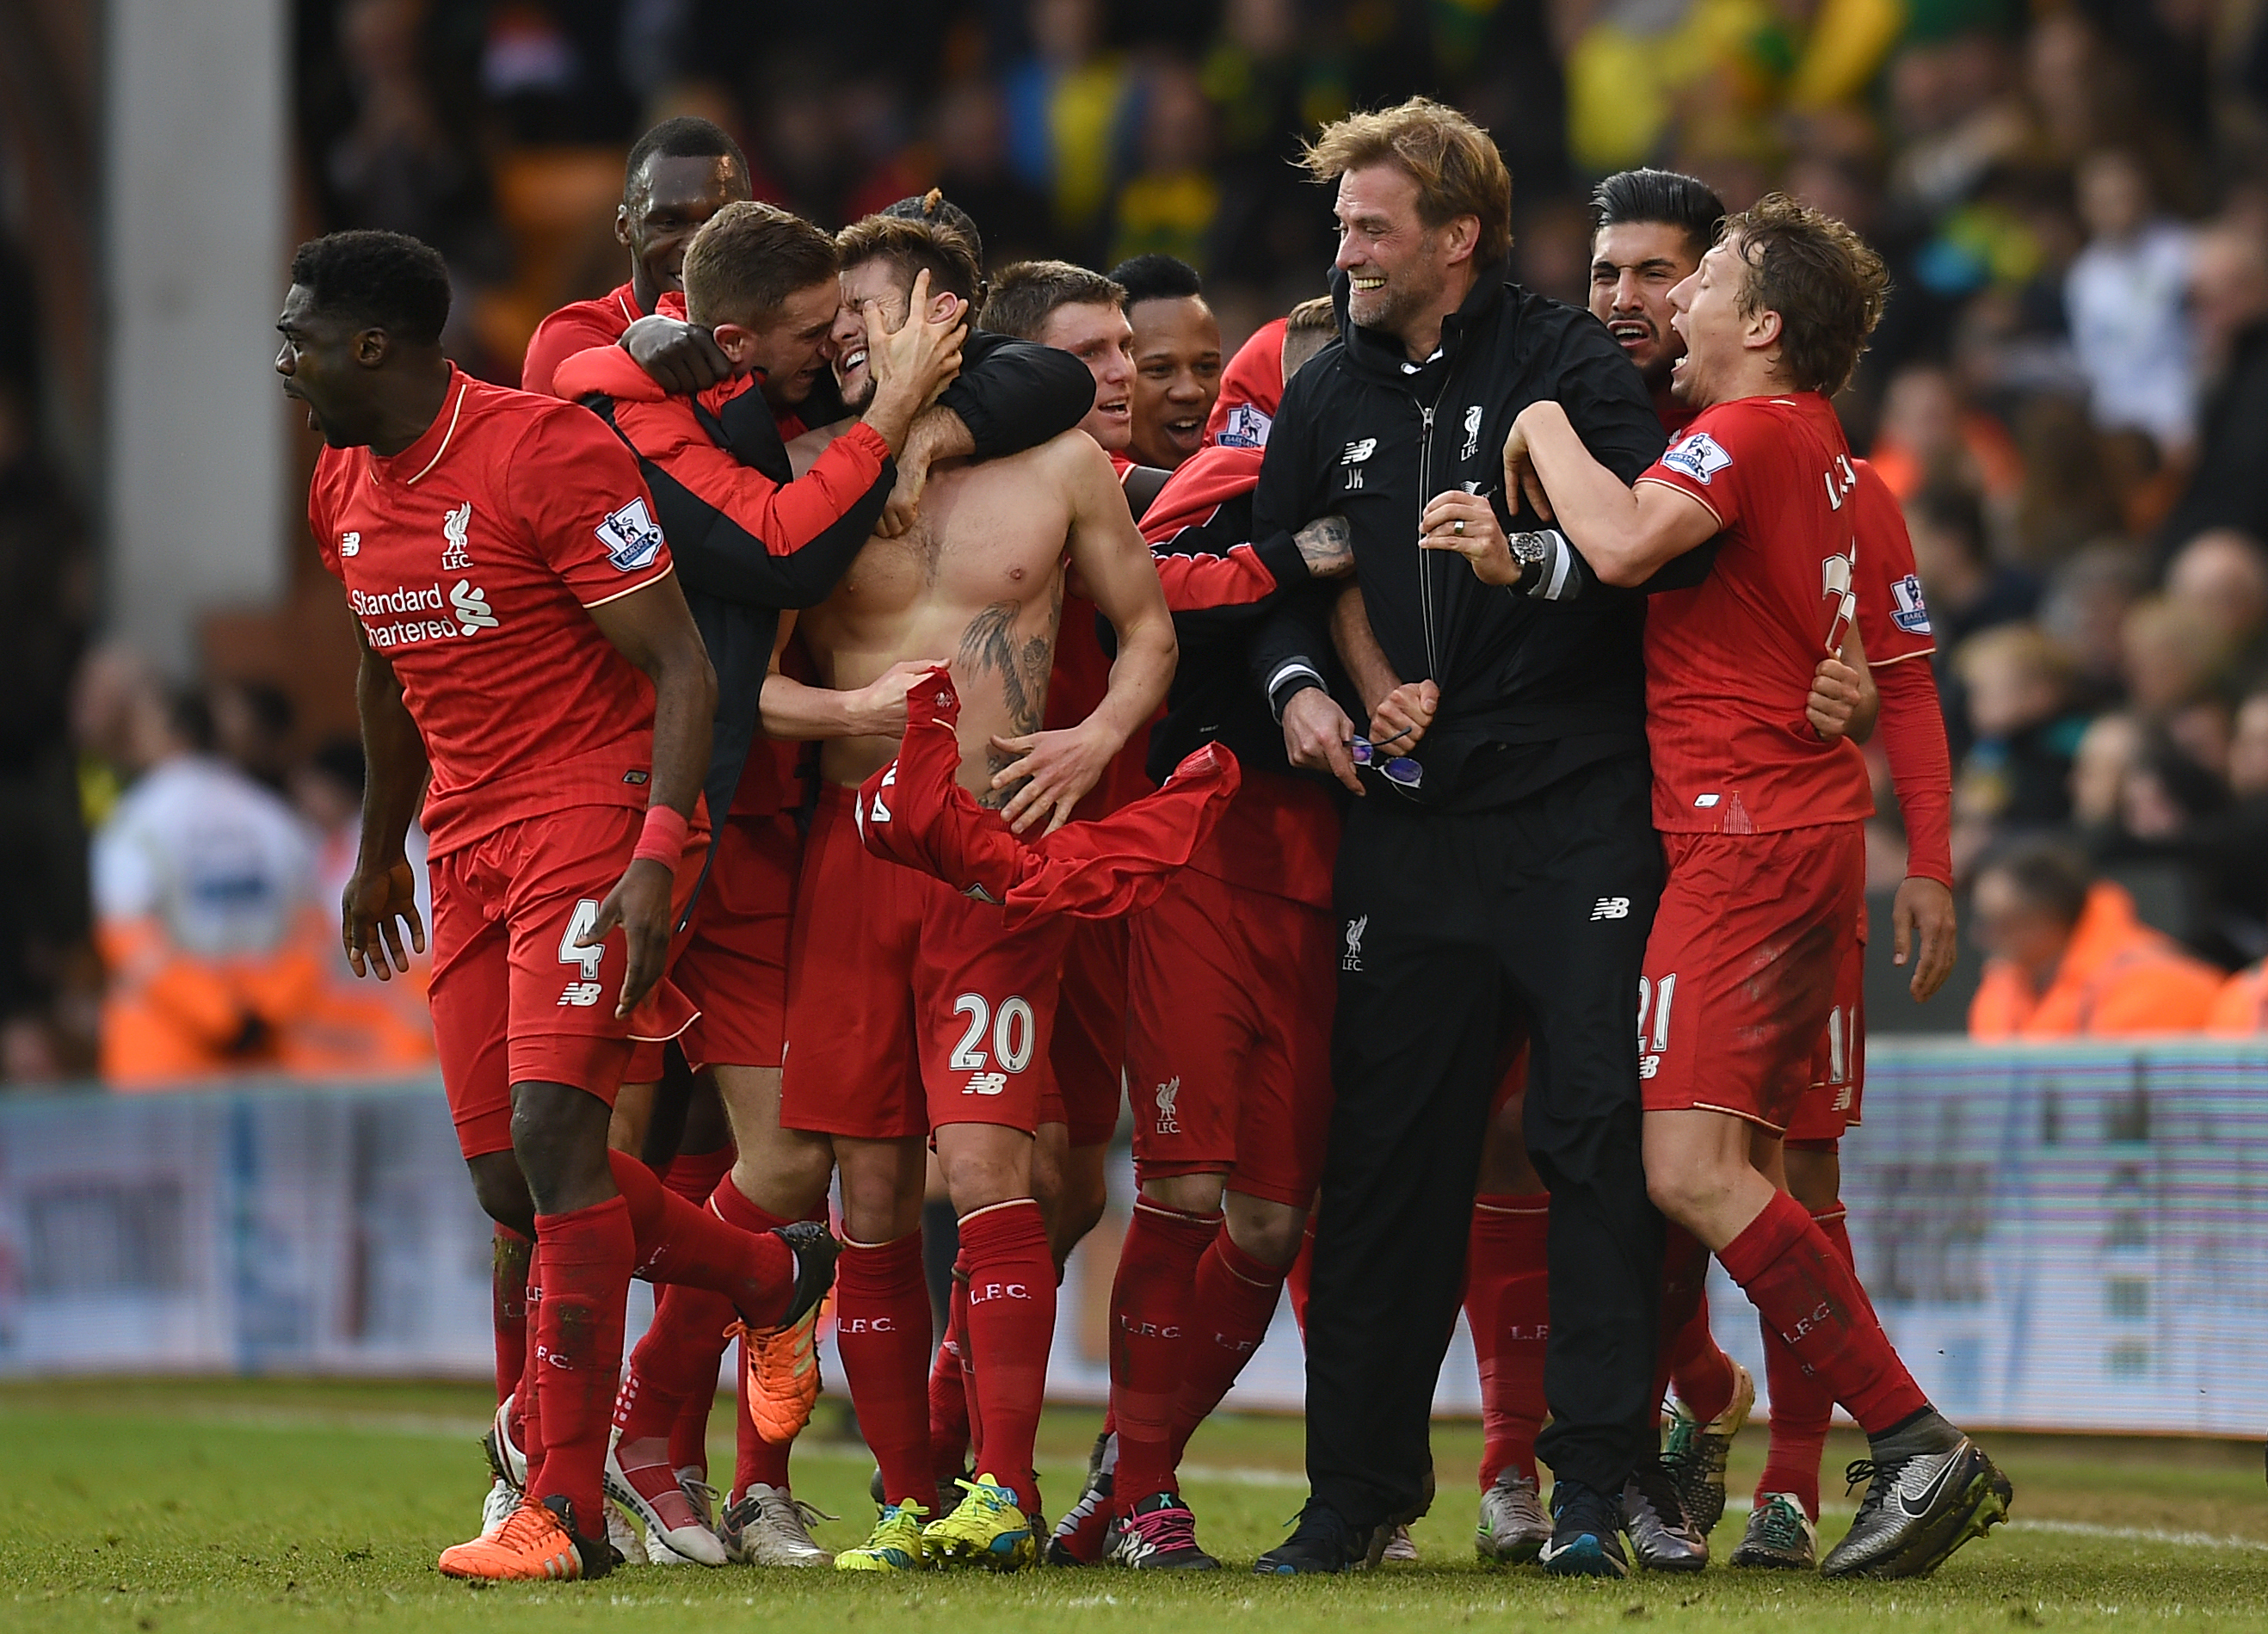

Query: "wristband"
<box><xmin>632</xmin><ymin>803</ymin><xmax>690</xmax><ymax>868</ymax></box>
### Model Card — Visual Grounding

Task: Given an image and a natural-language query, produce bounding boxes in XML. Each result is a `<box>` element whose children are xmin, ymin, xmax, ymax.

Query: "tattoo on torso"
<box><xmin>957</xmin><ymin>589</ymin><xmax>1059</xmax><ymax>808</ymax></box>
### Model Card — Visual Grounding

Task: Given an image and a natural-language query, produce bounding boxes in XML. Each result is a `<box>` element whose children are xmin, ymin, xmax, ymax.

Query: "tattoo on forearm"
<box><xmin>1295</xmin><ymin>513</ymin><xmax>1353</xmax><ymax>575</ymax></box>
<box><xmin>958</xmin><ymin>597</ymin><xmax>1056</xmax><ymax>808</ymax></box>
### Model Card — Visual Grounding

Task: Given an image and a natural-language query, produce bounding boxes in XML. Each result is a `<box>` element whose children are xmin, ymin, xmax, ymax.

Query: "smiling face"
<box><xmin>1589</xmin><ymin>221</ymin><xmax>1700</xmax><ymax>394</ymax></box>
<box><xmin>1332</xmin><ymin>163</ymin><xmax>1470</xmax><ymax>352</ymax></box>
<box><xmin>1037</xmin><ymin>299</ymin><xmax>1137</xmax><ymax>452</ymax></box>
<box><xmin>724</xmin><ymin>279</ymin><xmax>839</xmax><ymax>410</ymax></box>
<box><xmin>830</xmin><ymin>256</ymin><xmax>903</xmax><ymax>410</ymax></box>
<box><xmin>618</xmin><ymin>153</ymin><xmax>749</xmax><ymax>305</ymax></box>
<box><xmin>1125</xmin><ymin>294</ymin><xmax>1222</xmax><ymax>467</ymax></box>
<box><xmin>1667</xmin><ymin>232</ymin><xmax>1775</xmax><ymax>408</ymax></box>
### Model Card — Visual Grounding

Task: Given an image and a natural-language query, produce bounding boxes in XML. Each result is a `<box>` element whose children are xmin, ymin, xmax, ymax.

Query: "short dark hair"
<box><xmin>288</xmin><ymin>231</ymin><xmax>452</xmax><ymax>347</ymax></box>
<box><xmin>681</xmin><ymin>201</ymin><xmax>839</xmax><ymax>329</ymax></box>
<box><xmin>1108</xmin><ymin>254</ymin><xmax>1204</xmax><ymax>307</ymax></box>
<box><xmin>837</xmin><ymin>210</ymin><xmax>984</xmax><ymax>310</ymax></box>
<box><xmin>1979</xmin><ymin>836</ymin><xmax>2094</xmax><ymax>929</ymax></box>
<box><xmin>1592</xmin><ymin>168</ymin><xmax>1725</xmax><ymax>260</ymax></box>
<box><xmin>981</xmin><ymin>260</ymin><xmax>1125</xmax><ymax>342</ymax></box>
<box><xmin>1720</xmin><ymin>192</ymin><xmax>1889</xmax><ymax>397</ymax></box>
<box><xmin>882</xmin><ymin>189</ymin><xmax>987</xmax><ymax>274</ymax></box>
<box><xmin>625</xmin><ymin>116</ymin><xmax>748</xmax><ymax>204</ymax></box>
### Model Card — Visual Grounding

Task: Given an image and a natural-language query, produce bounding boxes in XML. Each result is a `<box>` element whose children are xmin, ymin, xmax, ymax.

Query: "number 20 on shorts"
<box><xmin>952</xmin><ymin>992</ymin><xmax>1035</xmax><ymax>1095</ymax></box>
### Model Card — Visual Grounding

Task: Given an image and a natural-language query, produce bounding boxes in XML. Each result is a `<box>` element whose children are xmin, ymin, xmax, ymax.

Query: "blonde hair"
<box><xmin>1301</xmin><ymin>97</ymin><xmax>1513</xmax><ymax>268</ymax></box>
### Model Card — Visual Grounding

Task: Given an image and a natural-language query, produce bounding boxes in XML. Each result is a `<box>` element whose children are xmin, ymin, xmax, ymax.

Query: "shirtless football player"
<box><xmin>760</xmin><ymin>214</ymin><xmax>1176</xmax><ymax>1573</ymax></box>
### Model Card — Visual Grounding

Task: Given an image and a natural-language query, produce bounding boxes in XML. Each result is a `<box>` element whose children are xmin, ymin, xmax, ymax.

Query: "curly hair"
<box><xmin>1300</xmin><ymin>97</ymin><xmax>1513</xmax><ymax>268</ymax></box>
<box><xmin>1720</xmin><ymin>193</ymin><xmax>1889</xmax><ymax>397</ymax></box>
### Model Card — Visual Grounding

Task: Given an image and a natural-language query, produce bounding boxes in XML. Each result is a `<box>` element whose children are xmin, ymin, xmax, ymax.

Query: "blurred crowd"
<box><xmin>15</xmin><ymin>0</ymin><xmax>2268</xmax><ymax>1079</ymax></box>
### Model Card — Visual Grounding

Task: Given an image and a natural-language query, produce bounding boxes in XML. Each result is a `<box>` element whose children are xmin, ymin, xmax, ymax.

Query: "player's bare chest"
<box><xmin>835</xmin><ymin>496</ymin><xmax>1067</xmax><ymax>614</ymax></box>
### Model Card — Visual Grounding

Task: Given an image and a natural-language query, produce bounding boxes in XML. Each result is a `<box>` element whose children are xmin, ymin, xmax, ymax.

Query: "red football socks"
<box><xmin>709</xmin><ymin>1181</ymin><xmax>804</xmax><ymax>1497</ymax></box>
<box><xmin>835</xmin><ymin>1231</ymin><xmax>936</xmax><ymax>1508</ymax></box>
<box><xmin>518</xmin><ymin>1240</ymin><xmax>545</xmax><ymax>1489</ymax></box>
<box><xmin>929</xmin><ymin>1267</ymin><xmax>973</xmax><ymax>1485</ymax></box>
<box><xmin>606</xmin><ymin>1149</ymin><xmax>792</xmax><ymax>1326</ymax></box>
<box><xmin>1753</xmin><ymin>1204</ymin><xmax>1858</xmax><ymax>1518</ymax></box>
<box><xmin>663</xmin><ymin>1144</ymin><xmax>736</xmax><ymax>1206</ymax></box>
<box><xmin>1107</xmin><ymin>1201</ymin><xmax>1220</xmax><ymax>1505</ymax></box>
<box><xmin>1167</xmin><ymin>1225</ymin><xmax>1287</xmax><ymax>1466</ymax></box>
<box><xmin>1718</xmin><ymin>1190</ymin><xmax>1925</xmax><ymax>1436</ymax></box>
<box><xmin>1467</xmin><ymin>1193</ymin><xmax>1550</xmax><ymax>1487</ymax></box>
<box><xmin>959</xmin><ymin>1199</ymin><xmax>1057</xmax><ymax>1511</ymax></box>
<box><xmin>1653</xmin><ymin>1224</ymin><xmax>1711</xmax><ymax>1413</ymax></box>
<box><xmin>529</xmin><ymin>1195</ymin><xmax>635</xmax><ymax>1539</ymax></box>
<box><xmin>1667</xmin><ymin>1292</ymin><xmax>1737</xmax><ymax>1426</ymax></box>
<box><xmin>491</xmin><ymin>1224</ymin><xmax>532</xmax><ymax>1408</ymax></box>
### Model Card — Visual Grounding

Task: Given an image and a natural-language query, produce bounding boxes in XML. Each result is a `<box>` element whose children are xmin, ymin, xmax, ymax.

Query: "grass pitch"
<box><xmin>4</xmin><ymin>1378</ymin><xmax>2267</xmax><ymax>1631</ymax></box>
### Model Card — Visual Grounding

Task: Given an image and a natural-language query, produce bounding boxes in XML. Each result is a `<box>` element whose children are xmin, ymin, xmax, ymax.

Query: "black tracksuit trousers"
<box><xmin>1303</xmin><ymin>750</ymin><xmax>1666</xmax><ymax>1525</ymax></box>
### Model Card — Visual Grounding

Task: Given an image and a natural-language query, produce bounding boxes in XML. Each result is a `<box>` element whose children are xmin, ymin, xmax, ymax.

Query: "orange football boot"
<box><xmin>437</xmin><ymin>1495</ymin><xmax>610</xmax><ymax>1582</ymax></box>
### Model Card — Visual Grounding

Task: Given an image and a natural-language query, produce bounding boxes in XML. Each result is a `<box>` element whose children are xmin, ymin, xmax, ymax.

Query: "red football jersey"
<box><xmin>1635</xmin><ymin>392</ymin><xmax>1873</xmax><ymax>835</ymax></box>
<box><xmin>309</xmin><ymin>367</ymin><xmax>676</xmax><ymax>856</ymax></box>
<box><xmin>521</xmin><ymin>281</ymin><xmax>644</xmax><ymax>398</ymax></box>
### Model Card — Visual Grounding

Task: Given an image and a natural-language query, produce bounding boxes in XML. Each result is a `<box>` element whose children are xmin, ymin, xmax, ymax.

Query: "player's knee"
<box><xmin>465</xmin><ymin>1151</ymin><xmax>534</xmax><ymax>1236</ymax></box>
<box><xmin>1224</xmin><ymin>1195</ymin><xmax>1305</xmax><ymax>1267</ymax></box>
<box><xmin>1643</xmin><ymin>1161</ymin><xmax>1716</xmax><ymax>1230</ymax></box>
<box><xmin>1139</xmin><ymin>1171</ymin><xmax>1227</xmax><ymax>1217</ymax></box>
<box><xmin>509</xmin><ymin>1081</ymin><xmax>613</xmax><ymax>1210</ymax></box>
<box><xmin>1783</xmin><ymin>1144</ymin><xmax>1840</xmax><ymax>1212</ymax></box>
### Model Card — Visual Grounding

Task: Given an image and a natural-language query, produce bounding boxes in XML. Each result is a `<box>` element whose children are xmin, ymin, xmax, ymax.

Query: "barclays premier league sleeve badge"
<box><xmin>1661</xmin><ymin>432</ymin><xmax>1733</xmax><ymax>484</ymax></box>
<box><xmin>597</xmin><ymin>497</ymin><xmax>667</xmax><ymax>571</ymax></box>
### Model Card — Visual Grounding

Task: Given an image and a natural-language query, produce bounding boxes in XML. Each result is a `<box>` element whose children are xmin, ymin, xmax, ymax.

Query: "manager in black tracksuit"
<box><xmin>1248</xmin><ymin>102</ymin><xmax>1671</xmax><ymax>1573</ymax></box>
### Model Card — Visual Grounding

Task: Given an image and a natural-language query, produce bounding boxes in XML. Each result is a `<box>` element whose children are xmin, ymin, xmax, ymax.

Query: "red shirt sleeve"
<box><xmin>1873</xmin><ymin>656</ymin><xmax>1954</xmax><ymax>885</ymax></box>
<box><xmin>508</xmin><ymin>406</ymin><xmax>676</xmax><ymax>606</ymax></box>
<box><xmin>625</xmin><ymin>407</ymin><xmax>891</xmax><ymax>556</ymax></box>
<box><xmin>522</xmin><ymin>299</ymin><xmax>632</xmax><ymax>398</ymax></box>
<box><xmin>1634</xmin><ymin>402</ymin><xmax>1763</xmax><ymax>529</ymax></box>
<box><xmin>1852</xmin><ymin>461</ymin><xmax>1936</xmax><ymax>668</ymax></box>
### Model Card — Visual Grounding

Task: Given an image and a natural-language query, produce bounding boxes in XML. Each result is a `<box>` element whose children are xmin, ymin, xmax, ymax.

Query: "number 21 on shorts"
<box><xmin>952</xmin><ymin>991</ymin><xmax>1034</xmax><ymax>1096</ymax></box>
<box><xmin>1636</xmin><ymin>973</ymin><xmax>1676</xmax><ymax>1080</ymax></box>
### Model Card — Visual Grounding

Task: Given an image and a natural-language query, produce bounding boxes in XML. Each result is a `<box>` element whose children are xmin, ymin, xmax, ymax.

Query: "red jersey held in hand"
<box><xmin>1635</xmin><ymin>391</ymin><xmax>1873</xmax><ymax>835</ymax></box>
<box><xmin>308</xmin><ymin>367</ymin><xmax>677</xmax><ymax>856</ymax></box>
<box><xmin>521</xmin><ymin>280</ymin><xmax>644</xmax><ymax>398</ymax></box>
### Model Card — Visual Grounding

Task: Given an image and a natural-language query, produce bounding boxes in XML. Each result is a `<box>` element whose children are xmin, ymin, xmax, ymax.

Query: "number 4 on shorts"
<box><xmin>557</xmin><ymin>897</ymin><xmax>605</xmax><ymax>1007</ymax></box>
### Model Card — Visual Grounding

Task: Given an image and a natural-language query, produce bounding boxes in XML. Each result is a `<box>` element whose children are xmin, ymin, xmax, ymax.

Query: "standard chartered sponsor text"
<box><xmin>354</xmin><ymin>582</ymin><xmax>496</xmax><ymax>648</ymax></box>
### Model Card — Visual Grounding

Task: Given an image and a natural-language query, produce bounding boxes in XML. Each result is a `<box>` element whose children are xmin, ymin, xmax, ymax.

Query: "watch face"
<box><xmin>1509</xmin><ymin>531</ymin><xmax>1548</xmax><ymax>564</ymax></box>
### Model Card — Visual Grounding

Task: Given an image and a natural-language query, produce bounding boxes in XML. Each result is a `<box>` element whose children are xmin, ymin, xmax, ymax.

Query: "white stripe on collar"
<box><xmin>402</xmin><ymin>380</ymin><xmax>470</xmax><ymax>486</ymax></box>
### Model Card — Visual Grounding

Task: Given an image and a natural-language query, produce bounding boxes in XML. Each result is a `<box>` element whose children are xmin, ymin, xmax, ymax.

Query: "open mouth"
<box><xmin>841</xmin><ymin>348</ymin><xmax>868</xmax><ymax>374</ymax></box>
<box><xmin>1609</xmin><ymin>319</ymin><xmax>1653</xmax><ymax>348</ymax></box>
<box><xmin>1351</xmin><ymin>275</ymin><xmax>1386</xmax><ymax>293</ymax></box>
<box><xmin>1097</xmin><ymin>398</ymin><xmax>1131</xmax><ymax>418</ymax></box>
<box><xmin>1164</xmin><ymin>415</ymin><xmax>1205</xmax><ymax>448</ymax></box>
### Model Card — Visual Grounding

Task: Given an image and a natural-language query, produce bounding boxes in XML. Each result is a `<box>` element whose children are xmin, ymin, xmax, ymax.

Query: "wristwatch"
<box><xmin>1507</xmin><ymin>530</ymin><xmax>1551</xmax><ymax>569</ymax></box>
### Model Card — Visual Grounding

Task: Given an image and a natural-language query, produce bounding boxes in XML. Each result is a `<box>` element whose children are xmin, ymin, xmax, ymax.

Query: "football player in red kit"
<box><xmin>282</xmin><ymin>230</ymin><xmax>835</xmax><ymax>1582</ymax></box>
<box><xmin>1452</xmin><ymin>193</ymin><xmax>2009</xmax><ymax>1580</ymax></box>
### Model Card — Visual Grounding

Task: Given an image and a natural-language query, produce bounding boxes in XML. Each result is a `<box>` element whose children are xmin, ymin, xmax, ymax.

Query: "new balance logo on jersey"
<box><xmin>1891</xmin><ymin>572</ymin><xmax>1932</xmax><ymax>633</ymax></box>
<box><xmin>1591</xmin><ymin>897</ymin><xmax>1630</xmax><ymax>921</ymax></box>
<box><xmin>451</xmin><ymin>580</ymin><xmax>498</xmax><ymax>632</ymax></box>
<box><xmin>964</xmin><ymin>1072</ymin><xmax>1008</xmax><ymax>1096</ymax></box>
<box><xmin>339</xmin><ymin>531</ymin><xmax>361</xmax><ymax>558</ymax></box>
<box><xmin>1340</xmin><ymin>438</ymin><xmax>1377</xmax><ymax>466</ymax></box>
<box><xmin>1154</xmin><ymin>1076</ymin><xmax>1181</xmax><ymax>1134</ymax></box>
<box><xmin>1460</xmin><ymin>404</ymin><xmax>1483</xmax><ymax>461</ymax></box>
<box><xmin>558</xmin><ymin>982</ymin><xmax>603</xmax><ymax>1008</ymax></box>
<box><xmin>1342</xmin><ymin>914</ymin><xmax>1368</xmax><ymax>971</ymax></box>
<box><xmin>1662</xmin><ymin>431</ymin><xmax>1733</xmax><ymax>484</ymax></box>
<box><xmin>596</xmin><ymin>496</ymin><xmax>666</xmax><ymax>572</ymax></box>
<box><xmin>441</xmin><ymin>501</ymin><xmax>474</xmax><ymax>570</ymax></box>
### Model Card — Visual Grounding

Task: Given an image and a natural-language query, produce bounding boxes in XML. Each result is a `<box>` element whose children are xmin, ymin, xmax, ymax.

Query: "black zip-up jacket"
<box><xmin>1250</xmin><ymin>262</ymin><xmax>1667</xmax><ymax>807</ymax></box>
<box><xmin>582</xmin><ymin>330</ymin><xmax>1094</xmax><ymax>883</ymax></box>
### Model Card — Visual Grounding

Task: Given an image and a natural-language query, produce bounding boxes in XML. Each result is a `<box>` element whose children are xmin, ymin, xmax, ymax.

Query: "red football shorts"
<box><xmin>427</xmin><ymin>805</ymin><xmax>705</xmax><ymax>1161</ymax></box>
<box><xmin>1048</xmin><ymin>917</ymin><xmax>1128</xmax><ymax>1146</ymax></box>
<box><xmin>674</xmin><ymin>812</ymin><xmax>800</xmax><ymax>1072</ymax></box>
<box><xmin>1124</xmin><ymin>869</ymin><xmax>1335</xmax><ymax>1209</ymax></box>
<box><xmin>1638</xmin><ymin>822</ymin><xmax>1865</xmax><ymax>1135</ymax></box>
<box><xmin>780</xmin><ymin>786</ymin><xmax>1072</xmax><ymax>1140</ymax></box>
<box><xmin>1788</xmin><ymin>898</ymin><xmax>1868</xmax><ymax>1143</ymax></box>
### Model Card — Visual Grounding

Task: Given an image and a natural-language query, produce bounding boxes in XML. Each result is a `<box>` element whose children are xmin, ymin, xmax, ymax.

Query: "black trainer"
<box><xmin>772</xmin><ymin>1220</ymin><xmax>841</xmax><ymax>1327</ymax></box>
<box><xmin>541</xmin><ymin>1495</ymin><xmax>619</xmax><ymax>1580</ymax></box>
<box><xmin>1539</xmin><ymin>1477</ymin><xmax>1630</xmax><ymax>1578</ymax></box>
<box><xmin>1819</xmin><ymin>1411</ymin><xmax>2013</xmax><ymax>1579</ymax></box>
<box><xmin>1254</xmin><ymin>1500</ymin><xmax>1367</xmax><ymax>1575</ymax></box>
<box><xmin>1621</xmin><ymin>1459</ymin><xmax>1708</xmax><ymax>1571</ymax></box>
<box><xmin>1106</xmin><ymin>1491</ymin><xmax>1222</xmax><ymax>1569</ymax></box>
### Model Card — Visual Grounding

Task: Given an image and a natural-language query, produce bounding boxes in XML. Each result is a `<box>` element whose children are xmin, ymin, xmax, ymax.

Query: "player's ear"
<box><xmin>352</xmin><ymin>327</ymin><xmax>390</xmax><ymax>368</ymax></box>
<box><xmin>710</xmin><ymin>323</ymin><xmax>756</xmax><ymax>368</ymax></box>
<box><xmin>1745</xmin><ymin>305</ymin><xmax>1784</xmax><ymax>352</ymax></box>
<box><xmin>928</xmin><ymin>288</ymin><xmax>964</xmax><ymax>325</ymax></box>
